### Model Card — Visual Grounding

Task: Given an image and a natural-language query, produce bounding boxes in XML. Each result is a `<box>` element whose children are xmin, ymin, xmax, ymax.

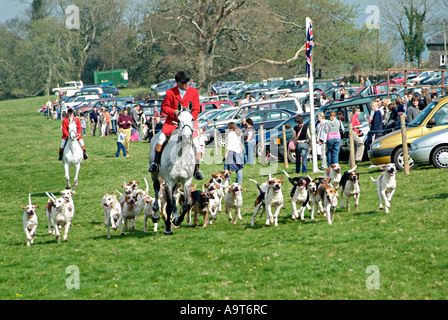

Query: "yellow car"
<box><xmin>368</xmin><ymin>96</ymin><xmax>448</xmax><ymax>170</ymax></box>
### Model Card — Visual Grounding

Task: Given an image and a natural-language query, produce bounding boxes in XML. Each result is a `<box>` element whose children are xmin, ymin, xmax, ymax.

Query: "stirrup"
<box><xmin>194</xmin><ymin>169</ymin><xmax>204</xmax><ymax>180</ymax></box>
<box><xmin>149</xmin><ymin>163</ymin><xmax>159</xmax><ymax>173</ymax></box>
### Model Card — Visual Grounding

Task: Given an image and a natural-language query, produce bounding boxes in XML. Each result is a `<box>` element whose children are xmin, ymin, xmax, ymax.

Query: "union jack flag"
<box><xmin>305</xmin><ymin>18</ymin><xmax>313</xmax><ymax>79</ymax></box>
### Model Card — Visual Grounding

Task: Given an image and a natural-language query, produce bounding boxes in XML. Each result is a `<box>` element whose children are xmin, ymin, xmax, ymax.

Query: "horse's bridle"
<box><xmin>176</xmin><ymin>109</ymin><xmax>196</xmax><ymax>136</ymax></box>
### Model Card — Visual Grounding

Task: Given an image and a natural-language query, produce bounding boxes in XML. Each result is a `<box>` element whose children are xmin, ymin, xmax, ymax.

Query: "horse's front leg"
<box><xmin>64</xmin><ymin>163</ymin><xmax>71</xmax><ymax>189</ymax></box>
<box><xmin>164</xmin><ymin>186</ymin><xmax>174</xmax><ymax>235</ymax></box>
<box><xmin>73</xmin><ymin>163</ymin><xmax>80</xmax><ymax>191</ymax></box>
<box><xmin>151</xmin><ymin>175</ymin><xmax>161</xmax><ymax>224</ymax></box>
<box><xmin>174</xmin><ymin>179</ymin><xmax>192</xmax><ymax>227</ymax></box>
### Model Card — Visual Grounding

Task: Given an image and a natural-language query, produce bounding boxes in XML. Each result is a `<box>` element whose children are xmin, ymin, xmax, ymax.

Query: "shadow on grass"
<box><xmin>352</xmin><ymin>210</ymin><xmax>377</xmax><ymax>216</ymax></box>
<box><xmin>420</xmin><ymin>193</ymin><xmax>448</xmax><ymax>200</ymax></box>
<box><xmin>91</xmin><ymin>228</ymin><xmax>159</xmax><ymax>240</ymax></box>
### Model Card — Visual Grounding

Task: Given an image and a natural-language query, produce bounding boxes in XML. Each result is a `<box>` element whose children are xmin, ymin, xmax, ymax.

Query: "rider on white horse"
<box><xmin>59</xmin><ymin>108</ymin><xmax>88</xmax><ymax>161</ymax></box>
<box><xmin>148</xmin><ymin>71</ymin><xmax>204</xmax><ymax>180</ymax></box>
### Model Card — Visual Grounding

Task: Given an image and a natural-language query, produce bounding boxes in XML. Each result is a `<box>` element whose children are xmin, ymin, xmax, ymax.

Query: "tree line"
<box><xmin>0</xmin><ymin>0</ymin><xmax>443</xmax><ymax>100</ymax></box>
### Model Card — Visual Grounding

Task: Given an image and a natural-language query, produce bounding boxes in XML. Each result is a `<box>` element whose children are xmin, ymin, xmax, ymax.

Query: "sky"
<box><xmin>0</xmin><ymin>0</ymin><xmax>28</xmax><ymax>23</ymax></box>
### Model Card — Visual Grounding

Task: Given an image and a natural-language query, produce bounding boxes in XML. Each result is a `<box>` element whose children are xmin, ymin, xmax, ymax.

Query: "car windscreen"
<box><xmin>409</xmin><ymin>101</ymin><xmax>438</xmax><ymax>127</ymax></box>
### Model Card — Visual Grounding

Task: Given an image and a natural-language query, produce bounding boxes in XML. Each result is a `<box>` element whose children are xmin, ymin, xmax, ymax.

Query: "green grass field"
<box><xmin>1</xmin><ymin>93</ymin><xmax>447</xmax><ymax>300</ymax></box>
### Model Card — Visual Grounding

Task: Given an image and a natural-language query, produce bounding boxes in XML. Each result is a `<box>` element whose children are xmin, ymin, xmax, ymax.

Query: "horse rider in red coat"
<box><xmin>59</xmin><ymin>108</ymin><xmax>88</xmax><ymax>160</ymax></box>
<box><xmin>148</xmin><ymin>71</ymin><xmax>204</xmax><ymax>180</ymax></box>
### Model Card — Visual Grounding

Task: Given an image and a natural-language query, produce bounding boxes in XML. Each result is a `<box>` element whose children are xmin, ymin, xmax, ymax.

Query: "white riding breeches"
<box><xmin>157</xmin><ymin>132</ymin><xmax>200</xmax><ymax>153</ymax></box>
<box><xmin>61</xmin><ymin>138</ymin><xmax>85</xmax><ymax>148</ymax></box>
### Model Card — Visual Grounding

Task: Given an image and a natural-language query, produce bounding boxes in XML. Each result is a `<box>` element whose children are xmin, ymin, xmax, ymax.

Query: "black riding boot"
<box><xmin>149</xmin><ymin>150</ymin><xmax>162</xmax><ymax>173</ymax></box>
<box><xmin>194</xmin><ymin>163</ymin><xmax>204</xmax><ymax>180</ymax></box>
<box><xmin>58</xmin><ymin>148</ymin><xmax>63</xmax><ymax>161</ymax></box>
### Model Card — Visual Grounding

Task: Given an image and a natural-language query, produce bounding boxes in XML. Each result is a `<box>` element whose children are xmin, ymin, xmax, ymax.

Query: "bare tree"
<box><xmin>140</xmin><ymin>0</ymin><xmax>307</xmax><ymax>91</ymax></box>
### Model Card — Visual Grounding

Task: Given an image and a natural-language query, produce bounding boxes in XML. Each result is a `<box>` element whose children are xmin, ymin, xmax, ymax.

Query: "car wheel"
<box><xmin>217</xmin><ymin>133</ymin><xmax>226</xmax><ymax>147</ymax></box>
<box><xmin>392</xmin><ymin>146</ymin><xmax>418</xmax><ymax>170</ymax></box>
<box><xmin>431</xmin><ymin>146</ymin><xmax>448</xmax><ymax>169</ymax></box>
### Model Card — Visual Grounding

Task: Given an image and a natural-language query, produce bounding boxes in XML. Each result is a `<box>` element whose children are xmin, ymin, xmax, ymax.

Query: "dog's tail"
<box><xmin>46</xmin><ymin>192</ymin><xmax>56</xmax><ymax>202</ymax></box>
<box><xmin>370</xmin><ymin>176</ymin><xmax>377</xmax><ymax>183</ymax></box>
<box><xmin>143</xmin><ymin>177</ymin><xmax>149</xmax><ymax>194</ymax></box>
<box><xmin>249</xmin><ymin>179</ymin><xmax>264</xmax><ymax>195</ymax></box>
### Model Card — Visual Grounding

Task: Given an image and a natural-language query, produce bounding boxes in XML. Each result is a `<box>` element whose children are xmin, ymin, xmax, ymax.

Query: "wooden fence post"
<box><xmin>349</xmin><ymin>123</ymin><xmax>355</xmax><ymax>168</ymax></box>
<box><xmin>400</xmin><ymin>114</ymin><xmax>410</xmax><ymax>175</ymax></box>
<box><xmin>214</xmin><ymin>122</ymin><xmax>218</xmax><ymax>157</ymax></box>
<box><xmin>282</xmin><ymin>125</ymin><xmax>288</xmax><ymax>169</ymax></box>
<box><xmin>260</xmin><ymin>125</ymin><xmax>265</xmax><ymax>163</ymax></box>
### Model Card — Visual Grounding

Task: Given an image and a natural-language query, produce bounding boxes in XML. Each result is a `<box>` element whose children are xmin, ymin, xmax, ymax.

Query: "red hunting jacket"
<box><xmin>62</xmin><ymin>115</ymin><xmax>82</xmax><ymax>140</ymax></box>
<box><xmin>161</xmin><ymin>86</ymin><xmax>200</xmax><ymax>137</ymax></box>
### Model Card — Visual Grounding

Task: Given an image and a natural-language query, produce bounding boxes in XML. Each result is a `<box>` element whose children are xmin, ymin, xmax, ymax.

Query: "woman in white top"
<box><xmin>224</xmin><ymin>122</ymin><xmax>244</xmax><ymax>184</ymax></box>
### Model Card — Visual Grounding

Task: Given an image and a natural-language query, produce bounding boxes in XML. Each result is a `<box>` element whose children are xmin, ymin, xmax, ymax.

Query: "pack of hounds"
<box><xmin>20</xmin><ymin>164</ymin><xmax>398</xmax><ymax>245</ymax></box>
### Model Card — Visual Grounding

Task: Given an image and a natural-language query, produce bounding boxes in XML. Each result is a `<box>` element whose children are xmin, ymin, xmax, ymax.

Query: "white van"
<box><xmin>64</xmin><ymin>94</ymin><xmax>100</xmax><ymax>109</ymax></box>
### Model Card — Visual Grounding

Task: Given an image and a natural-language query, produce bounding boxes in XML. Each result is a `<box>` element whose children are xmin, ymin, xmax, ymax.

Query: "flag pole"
<box><xmin>306</xmin><ymin>17</ymin><xmax>318</xmax><ymax>173</ymax></box>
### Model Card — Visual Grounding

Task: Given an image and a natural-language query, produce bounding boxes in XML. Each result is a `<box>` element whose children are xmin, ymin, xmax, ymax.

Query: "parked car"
<box><xmin>104</xmin><ymin>96</ymin><xmax>135</xmax><ymax>108</ymax></box>
<box><xmin>52</xmin><ymin>81</ymin><xmax>84</xmax><ymax>96</ymax></box>
<box><xmin>205</xmin><ymin>108</ymin><xmax>298</xmax><ymax>147</ymax></box>
<box><xmin>390</xmin><ymin>72</ymin><xmax>419</xmax><ymax>84</ymax></box>
<box><xmin>199</xmin><ymin>100</ymin><xmax>233</xmax><ymax>113</ymax></box>
<box><xmin>201</xmin><ymin>107</ymin><xmax>240</xmax><ymax>131</ymax></box>
<box><xmin>409</xmin><ymin>128</ymin><xmax>448</xmax><ymax>169</ymax></box>
<box><xmin>368</xmin><ymin>96</ymin><xmax>448</xmax><ymax>170</ymax></box>
<box><xmin>258</xmin><ymin>113</ymin><xmax>311</xmax><ymax>162</ymax></box>
<box><xmin>64</xmin><ymin>94</ymin><xmax>100</xmax><ymax>109</ymax></box>
<box><xmin>74</xmin><ymin>99</ymin><xmax>103</xmax><ymax>115</ymax></box>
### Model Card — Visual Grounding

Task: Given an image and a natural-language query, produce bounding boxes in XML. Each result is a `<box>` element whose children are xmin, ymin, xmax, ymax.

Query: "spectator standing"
<box><xmin>323</xmin><ymin>112</ymin><xmax>343</xmax><ymax>165</ymax></box>
<box><xmin>131</xmin><ymin>104</ymin><xmax>140</xmax><ymax>131</ymax></box>
<box><xmin>368</xmin><ymin>102</ymin><xmax>383</xmax><ymax>150</ymax></box>
<box><xmin>241</xmin><ymin>117</ymin><xmax>248</xmax><ymax>163</ymax></box>
<box><xmin>90</xmin><ymin>107</ymin><xmax>99</xmax><ymax>136</ymax></box>
<box><xmin>293</xmin><ymin>114</ymin><xmax>311</xmax><ymax>173</ymax></box>
<box><xmin>224</xmin><ymin>122</ymin><xmax>244</xmax><ymax>184</ymax></box>
<box><xmin>349</xmin><ymin>108</ymin><xmax>365</xmax><ymax>163</ymax></box>
<box><xmin>245</xmin><ymin>118</ymin><xmax>256</xmax><ymax>165</ymax></box>
<box><xmin>110</xmin><ymin>105</ymin><xmax>118</xmax><ymax>134</ymax></box>
<box><xmin>61</xmin><ymin>101</ymin><xmax>68</xmax><ymax>119</ymax></box>
<box><xmin>118</xmin><ymin>108</ymin><xmax>133</xmax><ymax>154</ymax></box>
<box><xmin>406</xmin><ymin>94</ymin><xmax>421</xmax><ymax>124</ymax></box>
<box><xmin>116</xmin><ymin>128</ymin><xmax>128</xmax><ymax>158</ymax></box>
<box><xmin>80</xmin><ymin>114</ymin><xmax>86</xmax><ymax>135</ymax></box>
<box><xmin>365</xmin><ymin>77</ymin><xmax>371</xmax><ymax>86</ymax></box>
<box><xmin>45</xmin><ymin>99</ymin><xmax>52</xmax><ymax>117</ymax></box>
<box><xmin>316</xmin><ymin>112</ymin><xmax>328</xmax><ymax>169</ymax></box>
<box><xmin>360</xmin><ymin>77</ymin><xmax>365</xmax><ymax>87</ymax></box>
<box><xmin>197</xmin><ymin>129</ymin><xmax>207</xmax><ymax>161</ymax></box>
<box><xmin>383</xmin><ymin>103</ymin><xmax>399</xmax><ymax>135</ymax></box>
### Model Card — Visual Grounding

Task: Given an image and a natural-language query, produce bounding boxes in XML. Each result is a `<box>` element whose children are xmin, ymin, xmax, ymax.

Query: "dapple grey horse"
<box><xmin>148</xmin><ymin>102</ymin><xmax>196</xmax><ymax>235</ymax></box>
<box><xmin>63</xmin><ymin>120</ymin><xmax>83</xmax><ymax>191</ymax></box>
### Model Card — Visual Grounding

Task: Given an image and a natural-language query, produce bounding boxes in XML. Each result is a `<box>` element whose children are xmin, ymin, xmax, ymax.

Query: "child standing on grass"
<box><xmin>80</xmin><ymin>114</ymin><xmax>86</xmax><ymax>135</ymax></box>
<box><xmin>116</xmin><ymin>128</ymin><xmax>128</xmax><ymax>158</ymax></box>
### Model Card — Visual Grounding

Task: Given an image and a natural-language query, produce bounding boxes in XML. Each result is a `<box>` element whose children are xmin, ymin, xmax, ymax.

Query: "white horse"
<box><xmin>148</xmin><ymin>102</ymin><xmax>196</xmax><ymax>235</ymax></box>
<box><xmin>63</xmin><ymin>120</ymin><xmax>83</xmax><ymax>191</ymax></box>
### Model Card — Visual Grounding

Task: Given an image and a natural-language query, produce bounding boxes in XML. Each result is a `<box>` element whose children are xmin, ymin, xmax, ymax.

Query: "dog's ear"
<box><xmin>379</xmin><ymin>164</ymin><xmax>387</xmax><ymax>171</ymax></box>
<box><xmin>34</xmin><ymin>205</ymin><xmax>40</xmax><ymax>209</ymax></box>
<box><xmin>240</xmin><ymin>185</ymin><xmax>243</xmax><ymax>191</ymax></box>
<box><xmin>305</xmin><ymin>177</ymin><xmax>311</xmax><ymax>184</ymax></box>
<box><xmin>20</xmin><ymin>204</ymin><xmax>25</xmax><ymax>209</ymax></box>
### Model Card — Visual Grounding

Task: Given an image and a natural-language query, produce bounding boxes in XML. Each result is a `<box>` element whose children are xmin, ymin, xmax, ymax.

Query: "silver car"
<box><xmin>409</xmin><ymin>128</ymin><xmax>448</xmax><ymax>169</ymax></box>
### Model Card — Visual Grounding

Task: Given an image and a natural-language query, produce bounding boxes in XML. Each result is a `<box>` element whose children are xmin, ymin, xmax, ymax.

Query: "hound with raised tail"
<box><xmin>204</xmin><ymin>182</ymin><xmax>222</xmax><ymax>224</ymax></box>
<box><xmin>224</xmin><ymin>183</ymin><xmax>243</xmax><ymax>224</ymax></box>
<box><xmin>121</xmin><ymin>190</ymin><xmax>140</xmax><ymax>231</ymax></box>
<box><xmin>339</xmin><ymin>166</ymin><xmax>360</xmax><ymax>212</ymax></box>
<box><xmin>315</xmin><ymin>178</ymin><xmax>339</xmax><ymax>225</ymax></box>
<box><xmin>21</xmin><ymin>194</ymin><xmax>39</xmax><ymax>246</ymax></box>
<box><xmin>283</xmin><ymin>170</ymin><xmax>310</xmax><ymax>221</ymax></box>
<box><xmin>45</xmin><ymin>192</ymin><xmax>71</xmax><ymax>243</ymax></box>
<box><xmin>307</xmin><ymin>176</ymin><xmax>319</xmax><ymax>220</ymax></box>
<box><xmin>250</xmin><ymin>176</ymin><xmax>284</xmax><ymax>226</ymax></box>
<box><xmin>319</xmin><ymin>164</ymin><xmax>342</xmax><ymax>188</ymax></box>
<box><xmin>101</xmin><ymin>192</ymin><xmax>123</xmax><ymax>238</ymax></box>
<box><xmin>370</xmin><ymin>163</ymin><xmax>397</xmax><ymax>214</ymax></box>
